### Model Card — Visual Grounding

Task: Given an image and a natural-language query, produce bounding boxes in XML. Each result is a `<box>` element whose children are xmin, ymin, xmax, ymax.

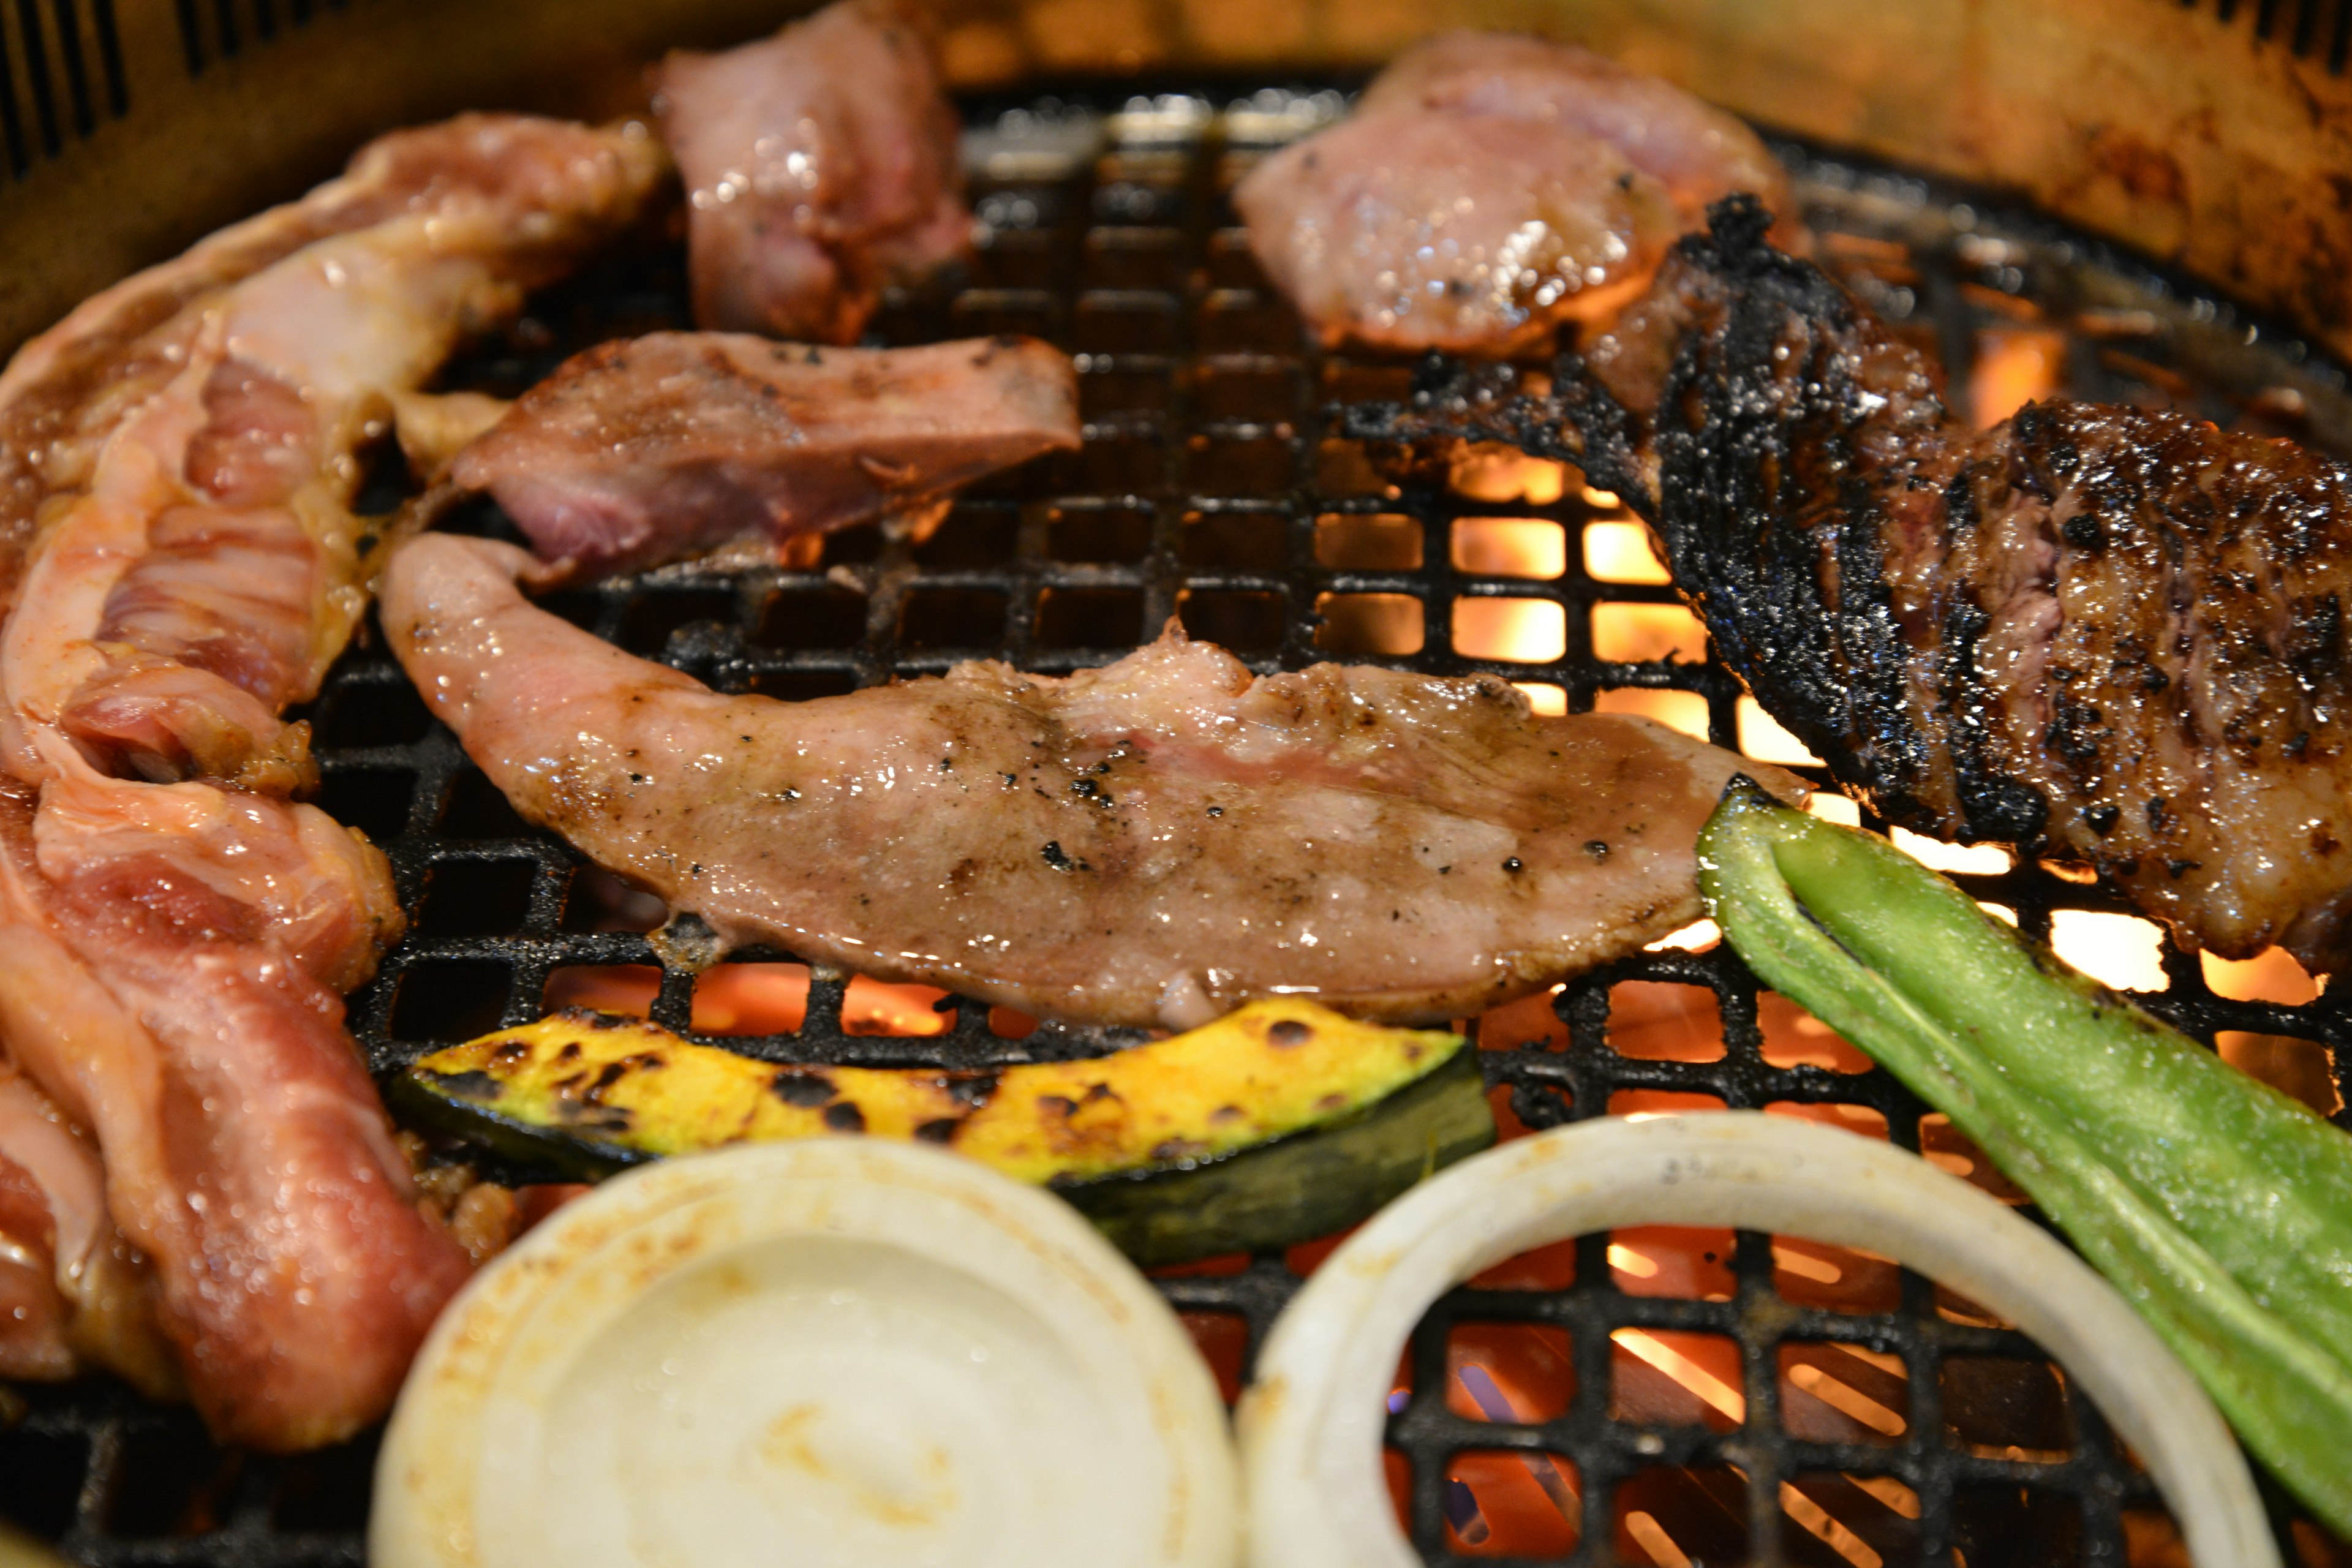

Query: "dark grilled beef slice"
<box><xmin>1975</xmin><ymin>403</ymin><xmax>2352</xmax><ymax>965</ymax></box>
<box><xmin>1582</xmin><ymin>198</ymin><xmax>2352</xmax><ymax>968</ymax></box>
<box><xmin>1619</xmin><ymin>202</ymin><xmax>1956</xmax><ymax>824</ymax></box>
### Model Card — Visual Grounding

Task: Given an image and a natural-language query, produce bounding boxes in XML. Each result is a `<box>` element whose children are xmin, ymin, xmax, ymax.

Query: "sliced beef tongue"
<box><xmin>382</xmin><ymin>532</ymin><xmax>1805</xmax><ymax>1033</ymax></box>
<box><xmin>440</xmin><ymin>333</ymin><xmax>1080</xmax><ymax>578</ymax></box>
<box><xmin>1570</xmin><ymin>197</ymin><xmax>2352</xmax><ymax>970</ymax></box>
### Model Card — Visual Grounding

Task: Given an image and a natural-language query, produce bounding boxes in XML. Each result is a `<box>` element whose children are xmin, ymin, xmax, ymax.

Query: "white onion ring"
<box><xmin>1238</xmin><ymin>1112</ymin><xmax>2276</xmax><ymax>1568</ymax></box>
<box><xmin>374</xmin><ymin>1140</ymin><xmax>1238</xmax><ymax>1568</ymax></box>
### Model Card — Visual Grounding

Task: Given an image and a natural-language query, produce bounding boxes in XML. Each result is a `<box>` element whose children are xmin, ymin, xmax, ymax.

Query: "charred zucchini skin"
<box><xmin>391</xmin><ymin>1000</ymin><xmax>1495</xmax><ymax>1259</ymax></box>
<box><xmin>1058</xmin><ymin>1044</ymin><xmax>1493</xmax><ymax>1266</ymax></box>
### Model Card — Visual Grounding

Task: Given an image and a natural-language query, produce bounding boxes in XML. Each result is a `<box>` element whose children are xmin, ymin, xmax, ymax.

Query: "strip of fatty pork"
<box><xmin>0</xmin><ymin>764</ymin><xmax>466</xmax><ymax>1449</ymax></box>
<box><xmin>0</xmin><ymin>114</ymin><xmax>666</xmax><ymax>794</ymax></box>
<box><xmin>652</xmin><ymin>0</ymin><xmax>968</xmax><ymax>343</ymax></box>
<box><xmin>0</xmin><ymin>112</ymin><xmax>653</xmax><ymax>1446</ymax></box>
<box><xmin>429</xmin><ymin>333</ymin><xmax>1078</xmax><ymax>578</ymax></box>
<box><xmin>1234</xmin><ymin>31</ymin><xmax>1789</xmax><ymax>354</ymax></box>
<box><xmin>1427</xmin><ymin>196</ymin><xmax>2352</xmax><ymax>970</ymax></box>
<box><xmin>0</xmin><ymin>1065</ymin><xmax>176</xmax><ymax>1396</ymax></box>
<box><xmin>383</xmin><ymin>532</ymin><xmax>1802</xmax><ymax>1029</ymax></box>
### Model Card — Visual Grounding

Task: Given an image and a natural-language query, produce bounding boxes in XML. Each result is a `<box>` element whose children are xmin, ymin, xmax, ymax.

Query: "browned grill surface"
<box><xmin>4</xmin><ymin>81</ymin><xmax>2349</xmax><ymax>1567</ymax></box>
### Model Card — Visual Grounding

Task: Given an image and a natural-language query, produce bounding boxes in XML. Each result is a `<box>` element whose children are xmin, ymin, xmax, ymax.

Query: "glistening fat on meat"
<box><xmin>382</xmin><ymin>532</ymin><xmax>1804</xmax><ymax>1031</ymax></box>
<box><xmin>652</xmin><ymin>0</ymin><xmax>970</xmax><ymax>343</ymax></box>
<box><xmin>1234</xmin><ymin>31</ymin><xmax>1790</xmax><ymax>353</ymax></box>
<box><xmin>0</xmin><ymin>112</ymin><xmax>663</xmax><ymax>1449</ymax></box>
<box><xmin>439</xmin><ymin>334</ymin><xmax>1080</xmax><ymax>578</ymax></box>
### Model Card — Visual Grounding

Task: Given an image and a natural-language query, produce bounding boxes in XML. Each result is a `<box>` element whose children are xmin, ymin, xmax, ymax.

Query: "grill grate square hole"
<box><xmin>1606</xmin><ymin>981</ymin><xmax>1725</xmax><ymax>1063</ymax></box>
<box><xmin>308</xmin><ymin>679</ymin><xmax>432</xmax><ymax>750</ymax></box>
<box><xmin>616</xmin><ymin>588</ymin><xmax>737</xmax><ymax>655</ymax></box>
<box><xmin>1179</xmin><ymin>508</ymin><xmax>1287</xmax><ymax>568</ymax></box>
<box><xmin>1779</xmin><ymin>1341</ymin><xmax>1909</xmax><ymax>1446</ymax></box>
<box><xmin>416</xmin><ymin>858</ymin><xmax>538</xmax><ymax>940</ymax></box>
<box><xmin>914</xmin><ymin>505</ymin><xmax>1019</xmax><ymax>567</ymax></box>
<box><xmin>312</xmin><ymin>767</ymin><xmax>415</xmax><ymax>843</ymax></box>
<box><xmin>899</xmin><ymin>587</ymin><xmax>1007</xmax><ymax>649</ymax></box>
<box><xmin>968</xmin><ymin>228</ymin><xmax>1064</xmax><ymax>290</ymax></box>
<box><xmin>545</xmin><ymin>963</ymin><xmax>658</xmax><ymax>1018</ymax></box>
<box><xmin>1079</xmin><ymin>364</ymin><xmax>1174</xmax><ymax>418</ymax></box>
<box><xmin>439</xmin><ymin>769</ymin><xmax>534</xmax><ymax>839</ymax></box>
<box><xmin>104</xmin><ymin>1428</ymin><xmax>241</xmax><ymax>1539</ymax></box>
<box><xmin>1204</xmin><ymin>228</ymin><xmax>1270</xmax><ymax>290</ymax></box>
<box><xmin>390</xmin><ymin>959</ymin><xmax>513</xmax><ymax>1042</ymax></box>
<box><xmin>562</xmin><ymin>865</ymin><xmax>665</xmax><ymax>935</ymax></box>
<box><xmin>950</xmin><ymin>288</ymin><xmax>1061</xmax><ymax>342</ymax></box>
<box><xmin>1771</xmin><ymin>1234</ymin><xmax>1902</xmax><ymax>1314</ymax></box>
<box><xmin>1193</xmin><ymin>356</ymin><xmax>1303</xmax><ymax>422</ymax></box>
<box><xmin>1444</xmin><ymin>1449</ymin><xmax>1581</xmax><ymax>1558</ymax></box>
<box><xmin>1461</xmin><ymin>598</ymin><xmax>1568</xmax><ymax>663</ymax></box>
<box><xmin>1446</xmin><ymin>1322</ymin><xmax>1575</xmax><ymax>1422</ymax></box>
<box><xmin>1784</xmin><ymin>1472</ymin><xmax>1920</xmax><ymax>1568</ymax></box>
<box><xmin>1074</xmin><ymin>290</ymin><xmax>1180</xmax><ymax>353</ymax></box>
<box><xmin>755</xmin><ymin>586</ymin><xmax>868</xmax><ymax>650</ymax></box>
<box><xmin>1046</xmin><ymin>503</ymin><xmax>1152</xmax><ymax>563</ymax></box>
<box><xmin>1035</xmin><ymin>586</ymin><xmax>1145</xmax><ymax>648</ymax></box>
<box><xmin>1178</xmin><ymin>588</ymin><xmax>1286</xmax><ymax>650</ymax></box>
<box><xmin>1942</xmin><ymin>1355</ymin><xmax>2076</xmax><ymax>1460</ymax></box>
<box><xmin>1613</xmin><ymin>1464</ymin><xmax>1750</xmax><ymax>1567</ymax></box>
<box><xmin>1314</xmin><ymin>512</ymin><xmax>1422</xmax><ymax>570</ymax></box>
<box><xmin>269</xmin><ymin>1431</ymin><xmax>380</xmax><ymax>1533</ymax></box>
<box><xmin>1080</xmin><ymin>226</ymin><xmax>1183</xmax><ymax>291</ymax></box>
<box><xmin>1314</xmin><ymin>592</ymin><xmax>1423</xmax><ymax>655</ymax></box>
<box><xmin>692</xmin><ymin>962</ymin><xmax>810</xmax><ymax>1036</ymax></box>
<box><xmin>1061</xmin><ymin>431</ymin><xmax>1164</xmax><ymax>494</ymax></box>
<box><xmin>1453</xmin><ymin>518</ymin><xmax>1566</xmax><ymax>579</ymax></box>
<box><xmin>0</xmin><ymin>1428</ymin><xmax>87</xmax><ymax>1538</ymax></box>
<box><xmin>1196</xmin><ymin>289</ymin><xmax>1300</xmax><ymax>354</ymax></box>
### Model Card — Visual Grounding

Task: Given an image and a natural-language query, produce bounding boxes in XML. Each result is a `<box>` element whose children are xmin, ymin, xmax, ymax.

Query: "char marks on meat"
<box><xmin>1234</xmin><ymin>32</ymin><xmax>1788</xmax><ymax>353</ymax></box>
<box><xmin>1572</xmin><ymin>197</ymin><xmax>2352</xmax><ymax>970</ymax></box>
<box><xmin>654</xmin><ymin>0</ymin><xmax>969</xmax><ymax>344</ymax></box>
<box><xmin>443</xmin><ymin>334</ymin><xmax>1079</xmax><ymax>578</ymax></box>
<box><xmin>383</xmin><ymin>533</ymin><xmax>1801</xmax><ymax>1031</ymax></box>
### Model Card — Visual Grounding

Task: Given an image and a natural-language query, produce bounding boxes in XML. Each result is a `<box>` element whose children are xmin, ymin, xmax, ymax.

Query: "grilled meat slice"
<box><xmin>1357</xmin><ymin>32</ymin><xmax>1792</xmax><ymax>230</ymax></box>
<box><xmin>0</xmin><ymin>114</ymin><xmax>665</xmax><ymax>793</ymax></box>
<box><xmin>440</xmin><ymin>334</ymin><xmax>1079</xmax><ymax>579</ymax></box>
<box><xmin>0</xmin><ymin>111</ymin><xmax>647</xmax><ymax>1447</ymax></box>
<box><xmin>652</xmin><ymin>0</ymin><xmax>969</xmax><ymax>344</ymax></box>
<box><xmin>382</xmin><ymin>533</ymin><xmax>1803</xmax><ymax>1030</ymax></box>
<box><xmin>0</xmin><ymin>766</ymin><xmax>462</xmax><ymax>1450</ymax></box>
<box><xmin>1234</xmin><ymin>32</ymin><xmax>1787</xmax><ymax>354</ymax></box>
<box><xmin>1575</xmin><ymin>197</ymin><xmax>2352</xmax><ymax>969</ymax></box>
<box><xmin>0</xmin><ymin>1067</ymin><xmax>175</xmax><ymax>1396</ymax></box>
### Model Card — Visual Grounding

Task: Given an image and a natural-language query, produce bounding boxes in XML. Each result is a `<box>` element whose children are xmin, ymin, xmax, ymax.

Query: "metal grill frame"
<box><xmin>2</xmin><ymin>81</ymin><xmax>2346</xmax><ymax>1567</ymax></box>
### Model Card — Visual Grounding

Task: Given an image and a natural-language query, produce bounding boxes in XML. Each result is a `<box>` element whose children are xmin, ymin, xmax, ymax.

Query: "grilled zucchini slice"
<box><xmin>391</xmin><ymin>998</ymin><xmax>1496</xmax><ymax>1264</ymax></box>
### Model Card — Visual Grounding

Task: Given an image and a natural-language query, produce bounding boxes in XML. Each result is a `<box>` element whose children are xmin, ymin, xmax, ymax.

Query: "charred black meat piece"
<box><xmin>1357</xmin><ymin>197</ymin><xmax>2352</xmax><ymax>971</ymax></box>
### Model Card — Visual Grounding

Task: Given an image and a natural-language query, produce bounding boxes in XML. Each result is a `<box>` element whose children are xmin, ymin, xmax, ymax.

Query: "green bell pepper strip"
<box><xmin>1698</xmin><ymin>780</ymin><xmax>2352</xmax><ymax>1534</ymax></box>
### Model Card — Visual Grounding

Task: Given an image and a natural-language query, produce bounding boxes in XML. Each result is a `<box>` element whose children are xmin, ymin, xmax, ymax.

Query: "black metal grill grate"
<box><xmin>5</xmin><ymin>82</ymin><xmax>2350</xmax><ymax>1567</ymax></box>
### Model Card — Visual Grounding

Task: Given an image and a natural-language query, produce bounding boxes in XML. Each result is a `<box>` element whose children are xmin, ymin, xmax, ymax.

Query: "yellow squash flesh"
<box><xmin>404</xmin><ymin>998</ymin><xmax>1468</xmax><ymax>1186</ymax></box>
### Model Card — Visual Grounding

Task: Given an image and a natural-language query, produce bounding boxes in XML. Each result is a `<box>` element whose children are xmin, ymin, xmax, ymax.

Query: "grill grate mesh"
<box><xmin>4</xmin><ymin>81</ymin><xmax>2349</xmax><ymax>1567</ymax></box>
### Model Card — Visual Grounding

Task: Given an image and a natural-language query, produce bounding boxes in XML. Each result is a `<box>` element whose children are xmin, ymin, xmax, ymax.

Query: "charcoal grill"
<box><xmin>5</xmin><ymin>2</ymin><xmax>2352</xmax><ymax>1566</ymax></box>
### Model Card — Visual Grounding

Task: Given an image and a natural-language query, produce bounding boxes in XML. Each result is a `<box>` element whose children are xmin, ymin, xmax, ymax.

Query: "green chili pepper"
<box><xmin>1698</xmin><ymin>779</ymin><xmax>2352</xmax><ymax>1534</ymax></box>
